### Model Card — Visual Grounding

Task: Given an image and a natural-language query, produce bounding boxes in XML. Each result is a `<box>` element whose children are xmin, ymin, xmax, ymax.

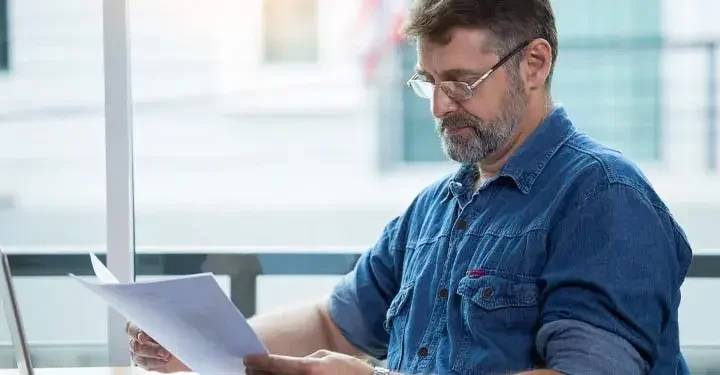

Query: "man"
<box><xmin>128</xmin><ymin>0</ymin><xmax>693</xmax><ymax>373</ymax></box>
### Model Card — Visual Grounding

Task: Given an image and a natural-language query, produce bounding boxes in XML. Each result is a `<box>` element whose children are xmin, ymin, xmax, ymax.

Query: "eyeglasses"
<box><xmin>406</xmin><ymin>40</ymin><xmax>533</xmax><ymax>101</ymax></box>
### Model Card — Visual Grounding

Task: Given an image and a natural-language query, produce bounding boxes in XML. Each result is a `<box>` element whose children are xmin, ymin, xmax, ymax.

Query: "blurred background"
<box><xmin>1</xmin><ymin>0</ymin><xmax>720</xmax><ymax>372</ymax></box>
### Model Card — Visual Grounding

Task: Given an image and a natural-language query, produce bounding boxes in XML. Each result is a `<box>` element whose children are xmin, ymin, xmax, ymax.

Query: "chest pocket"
<box><xmin>384</xmin><ymin>282</ymin><xmax>414</xmax><ymax>370</ymax></box>
<box><xmin>452</xmin><ymin>273</ymin><xmax>540</xmax><ymax>373</ymax></box>
<box><xmin>457</xmin><ymin>273</ymin><xmax>539</xmax><ymax>333</ymax></box>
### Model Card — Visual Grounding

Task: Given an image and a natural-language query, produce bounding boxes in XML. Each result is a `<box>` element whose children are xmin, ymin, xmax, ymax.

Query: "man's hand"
<box><xmin>244</xmin><ymin>350</ymin><xmax>373</xmax><ymax>375</ymax></box>
<box><xmin>126</xmin><ymin>321</ymin><xmax>190</xmax><ymax>373</ymax></box>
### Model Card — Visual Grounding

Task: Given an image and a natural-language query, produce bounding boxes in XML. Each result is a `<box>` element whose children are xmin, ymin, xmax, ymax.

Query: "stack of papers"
<box><xmin>71</xmin><ymin>254</ymin><xmax>268</xmax><ymax>374</ymax></box>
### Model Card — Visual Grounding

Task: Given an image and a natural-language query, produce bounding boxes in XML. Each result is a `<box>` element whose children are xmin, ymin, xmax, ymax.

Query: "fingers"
<box><xmin>137</xmin><ymin>331</ymin><xmax>158</xmax><ymax>345</ymax></box>
<box><xmin>129</xmin><ymin>337</ymin><xmax>169</xmax><ymax>360</ymax></box>
<box><xmin>126</xmin><ymin>322</ymin><xmax>157</xmax><ymax>344</ymax></box>
<box><xmin>128</xmin><ymin>323</ymin><xmax>171</xmax><ymax>370</ymax></box>
<box><xmin>127</xmin><ymin>321</ymin><xmax>168</xmax><ymax>361</ymax></box>
<box><xmin>244</xmin><ymin>354</ymin><xmax>309</xmax><ymax>375</ymax></box>
<box><xmin>135</xmin><ymin>356</ymin><xmax>172</xmax><ymax>372</ymax></box>
<box><xmin>126</xmin><ymin>321</ymin><xmax>184</xmax><ymax>373</ymax></box>
<box><xmin>125</xmin><ymin>321</ymin><xmax>141</xmax><ymax>338</ymax></box>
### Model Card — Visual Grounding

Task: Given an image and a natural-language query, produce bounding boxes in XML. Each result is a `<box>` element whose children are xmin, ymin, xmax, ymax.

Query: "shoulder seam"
<box><xmin>612</xmin><ymin>181</ymin><xmax>671</xmax><ymax>215</ymax></box>
<box><xmin>571</xmin><ymin>181</ymin><xmax>670</xmax><ymax>220</ymax></box>
<box><xmin>565</xmin><ymin>141</ymin><xmax>613</xmax><ymax>182</ymax></box>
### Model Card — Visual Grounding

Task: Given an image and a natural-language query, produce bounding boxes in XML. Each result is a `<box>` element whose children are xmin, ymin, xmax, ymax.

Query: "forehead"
<box><xmin>417</xmin><ymin>28</ymin><xmax>496</xmax><ymax>75</ymax></box>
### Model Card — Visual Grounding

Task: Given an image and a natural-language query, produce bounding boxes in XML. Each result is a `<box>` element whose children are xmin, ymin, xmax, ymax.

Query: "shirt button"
<box><xmin>482</xmin><ymin>287</ymin><xmax>494</xmax><ymax>299</ymax></box>
<box><xmin>418</xmin><ymin>347</ymin><xmax>429</xmax><ymax>357</ymax></box>
<box><xmin>438</xmin><ymin>288</ymin><xmax>448</xmax><ymax>298</ymax></box>
<box><xmin>456</xmin><ymin>219</ymin><xmax>468</xmax><ymax>230</ymax></box>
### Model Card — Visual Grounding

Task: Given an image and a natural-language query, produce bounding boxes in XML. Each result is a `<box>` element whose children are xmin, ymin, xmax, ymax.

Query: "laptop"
<box><xmin>0</xmin><ymin>248</ymin><xmax>33</xmax><ymax>374</ymax></box>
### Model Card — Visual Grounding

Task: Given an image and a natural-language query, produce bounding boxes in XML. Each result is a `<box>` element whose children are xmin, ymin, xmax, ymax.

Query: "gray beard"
<box><xmin>435</xmin><ymin>80</ymin><xmax>527</xmax><ymax>164</ymax></box>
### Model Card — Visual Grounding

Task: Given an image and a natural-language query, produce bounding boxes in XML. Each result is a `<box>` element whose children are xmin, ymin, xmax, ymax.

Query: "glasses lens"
<box><xmin>409</xmin><ymin>80</ymin><xmax>434</xmax><ymax>99</ymax></box>
<box><xmin>439</xmin><ymin>82</ymin><xmax>473</xmax><ymax>101</ymax></box>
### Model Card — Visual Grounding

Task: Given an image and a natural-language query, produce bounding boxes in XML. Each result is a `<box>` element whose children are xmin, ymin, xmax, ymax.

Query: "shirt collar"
<box><xmin>446</xmin><ymin>105</ymin><xmax>576</xmax><ymax>200</ymax></box>
<box><xmin>500</xmin><ymin>105</ymin><xmax>576</xmax><ymax>194</ymax></box>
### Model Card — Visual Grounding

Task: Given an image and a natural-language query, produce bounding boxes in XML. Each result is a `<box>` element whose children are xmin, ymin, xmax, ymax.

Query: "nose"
<box><xmin>432</xmin><ymin>85</ymin><xmax>458</xmax><ymax>119</ymax></box>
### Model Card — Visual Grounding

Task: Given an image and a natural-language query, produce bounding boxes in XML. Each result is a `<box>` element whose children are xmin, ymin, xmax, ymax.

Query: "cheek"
<box><xmin>462</xmin><ymin>79</ymin><xmax>510</xmax><ymax>118</ymax></box>
<box><xmin>461</xmin><ymin>95</ymin><xmax>500</xmax><ymax>120</ymax></box>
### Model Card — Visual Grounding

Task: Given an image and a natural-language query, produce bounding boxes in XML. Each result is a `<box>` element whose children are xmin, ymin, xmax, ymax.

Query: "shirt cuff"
<box><xmin>536</xmin><ymin>319</ymin><xmax>649</xmax><ymax>375</ymax></box>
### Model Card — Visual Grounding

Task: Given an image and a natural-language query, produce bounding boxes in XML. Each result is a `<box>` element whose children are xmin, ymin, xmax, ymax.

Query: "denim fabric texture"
<box><xmin>329</xmin><ymin>106</ymin><xmax>693</xmax><ymax>375</ymax></box>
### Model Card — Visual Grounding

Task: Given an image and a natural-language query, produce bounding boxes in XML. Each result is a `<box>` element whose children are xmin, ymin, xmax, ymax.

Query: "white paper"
<box><xmin>89</xmin><ymin>253</ymin><xmax>119</xmax><ymax>284</ymax></box>
<box><xmin>72</xmin><ymin>254</ymin><xmax>268</xmax><ymax>374</ymax></box>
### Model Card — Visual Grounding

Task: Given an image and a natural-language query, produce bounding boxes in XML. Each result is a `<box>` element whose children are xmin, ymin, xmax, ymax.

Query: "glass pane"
<box><xmin>0</xmin><ymin>0</ymin><xmax>108</xmax><ymax>368</ymax></box>
<box><xmin>551</xmin><ymin>0</ymin><xmax>662</xmax><ymax>162</ymax></box>
<box><xmin>131</xmin><ymin>0</ymin><xmax>366</xmax><ymax>321</ymax></box>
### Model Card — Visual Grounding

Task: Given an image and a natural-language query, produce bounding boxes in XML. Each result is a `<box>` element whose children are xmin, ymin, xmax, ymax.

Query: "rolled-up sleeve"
<box><xmin>540</xmin><ymin>181</ymin><xmax>692</xmax><ymax>372</ymax></box>
<box><xmin>537</xmin><ymin>319</ymin><xmax>648</xmax><ymax>374</ymax></box>
<box><xmin>328</xmin><ymin>216</ymin><xmax>405</xmax><ymax>359</ymax></box>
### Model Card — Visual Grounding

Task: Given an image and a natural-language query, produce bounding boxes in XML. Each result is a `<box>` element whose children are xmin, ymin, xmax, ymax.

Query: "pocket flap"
<box><xmin>384</xmin><ymin>283</ymin><xmax>414</xmax><ymax>331</ymax></box>
<box><xmin>457</xmin><ymin>274</ymin><xmax>537</xmax><ymax>311</ymax></box>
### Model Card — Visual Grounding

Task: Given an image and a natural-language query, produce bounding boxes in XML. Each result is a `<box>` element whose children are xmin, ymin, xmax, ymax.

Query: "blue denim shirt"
<box><xmin>329</xmin><ymin>106</ymin><xmax>693</xmax><ymax>374</ymax></box>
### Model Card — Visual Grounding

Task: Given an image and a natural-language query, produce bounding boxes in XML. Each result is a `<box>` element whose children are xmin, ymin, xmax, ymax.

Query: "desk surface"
<box><xmin>0</xmin><ymin>368</ymin><xmax>195</xmax><ymax>375</ymax></box>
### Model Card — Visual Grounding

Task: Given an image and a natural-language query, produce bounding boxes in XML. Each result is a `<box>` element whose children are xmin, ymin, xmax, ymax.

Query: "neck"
<box><xmin>476</xmin><ymin>98</ymin><xmax>554</xmax><ymax>183</ymax></box>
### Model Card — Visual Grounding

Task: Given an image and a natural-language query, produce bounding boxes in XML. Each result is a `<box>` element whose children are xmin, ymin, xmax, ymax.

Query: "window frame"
<box><xmin>102</xmin><ymin>0</ymin><xmax>136</xmax><ymax>366</ymax></box>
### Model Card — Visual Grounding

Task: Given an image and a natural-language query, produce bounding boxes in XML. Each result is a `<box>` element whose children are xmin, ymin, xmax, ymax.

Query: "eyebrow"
<box><xmin>415</xmin><ymin>67</ymin><xmax>485</xmax><ymax>80</ymax></box>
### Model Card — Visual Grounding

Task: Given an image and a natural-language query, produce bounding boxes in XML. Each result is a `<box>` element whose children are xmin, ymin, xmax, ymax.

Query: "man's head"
<box><xmin>403</xmin><ymin>0</ymin><xmax>557</xmax><ymax>164</ymax></box>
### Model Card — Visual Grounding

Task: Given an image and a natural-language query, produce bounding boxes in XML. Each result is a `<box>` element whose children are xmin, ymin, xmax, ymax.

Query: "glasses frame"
<box><xmin>406</xmin><ymin>39</ymin><xmax>534</xmax><ymax>101</ymax></box>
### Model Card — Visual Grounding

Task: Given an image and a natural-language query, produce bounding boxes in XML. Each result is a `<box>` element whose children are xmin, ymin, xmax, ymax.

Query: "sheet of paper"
<box><xmin>89</xmin><ymin>253</ymin><xmax>119</xmax><ymax>284</ymax></box>
<box><xmin>72</xmin><ymin>254</ymin><xmax>268</xmax><ymax>374</ymax></box>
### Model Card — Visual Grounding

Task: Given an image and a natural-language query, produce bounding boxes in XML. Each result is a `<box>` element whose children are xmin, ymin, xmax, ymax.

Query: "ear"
<box><xmin>522</xmin><ymin>38</ymin><xmax>553</xmax><ymax>91</ymax></box>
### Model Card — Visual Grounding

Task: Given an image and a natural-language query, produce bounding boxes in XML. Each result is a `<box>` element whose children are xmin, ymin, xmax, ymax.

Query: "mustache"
<box><xmin>439</xmin><ymin>113</ymin><xmax>479</xmax><ymax>131</ymax></box>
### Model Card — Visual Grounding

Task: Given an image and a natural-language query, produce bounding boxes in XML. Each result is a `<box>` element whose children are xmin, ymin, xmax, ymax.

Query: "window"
<box><xmin>127</xmin><ymin>0</ymin><xmax>378</xmax><ymax>332</ymax></box>
<box><xmin>130</xmin><ymin>0</ymin><xmax>359</xmax><ymax>322</ymax></box>
<box><xmin>262</xmin><ymin>0</ymin><xmax>318</xmax><ymax>63</ymax></box>
<box><xmin>2</xmin><ymin>0</ymin><xmax>717</xmax><ymax>371</ymax></box>
<box><xmin>551</xmin><ymin>0</ymin><xmax>662</xmax><ymax>162</ymax></box>
<box><xmin>0</xmin><ymin>0</ymin><xmax>8</xmax><ymax>71</ymax></box>
<box><xmin>0</xmin><ymin>0</ymin><xmax>109</xmax><ymax>367</ymax></box>
<box><xmin>393</xmin><ymin>0</ymin><xmax>663</xmax><ymax>164</ymax></box>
